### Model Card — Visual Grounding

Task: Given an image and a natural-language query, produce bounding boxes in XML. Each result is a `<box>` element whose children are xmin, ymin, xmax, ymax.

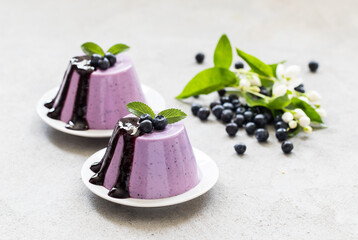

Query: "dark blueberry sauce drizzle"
<box><xmin>89</xmin><ymin>117</ymin><xmax>143</xmax><ymax>198</ymax></box>
<box><xmin>44</xmin><ymin>56</ymin><xmax>94</xmax><ymax>130</ymax></box>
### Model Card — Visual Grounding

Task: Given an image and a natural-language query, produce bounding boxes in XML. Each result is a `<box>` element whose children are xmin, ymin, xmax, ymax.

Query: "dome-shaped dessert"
<box><xmin>44</xmin><ymin>52</ymin><xmax>146</xmax><ymax>130</ymax></box>
<box><xmin>89</xmin><ymin>116</ymin><xmax>199</xmax><ymax>199</ymax></box>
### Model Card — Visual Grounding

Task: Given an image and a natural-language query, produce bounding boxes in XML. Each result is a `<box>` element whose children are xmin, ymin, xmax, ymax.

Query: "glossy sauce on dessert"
<box><xmin>44</xmin><ymin>56</ymin><xmax>94</xmax><ymax>130</ymax></box>
<box><xmin>89</xmin><ymin>117</ymin><xmax>142</xmax><ymax>198</ymax></box>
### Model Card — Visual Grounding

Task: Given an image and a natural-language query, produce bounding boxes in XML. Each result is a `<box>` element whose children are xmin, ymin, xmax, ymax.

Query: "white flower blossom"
<box><xmin>316</xmin><ymin>108</ymin><xmax>327</xmax><ymax>119</ymax></box>
<box><xmin>239</xmin><ymin>97</ymin><xmax>247</xmax><ymax>105</ymax></box>
<box><xmin>294</xmin><ymin>108</ymin><xmax>306</xmax><ymax>119</ymax></box>
<box><xmin>239</xmin><ymin>78</ymin><xmax>250</xmax><ymax>90</ymax></box>
<box><xmin>289</xmin><ymin>120</ymin><xmax>297</xmax><ymax>129</ymax></box>
<box><xmin>299</xmin><ymin>116</ymin><xmax>311</xmax><ymax>127</ymax></box>
<box><xmin>249</xmin><ymin>75</ymin><xmax>261</xmax><ymax>87</ymax></box>
<box><xmin>272</xmin><ymin>84</ymin><xmax>287</xmax><ymax>97</ymax></box>
<box><xmin>284</xmin><ymin>65</ymin><xmax>301</xmax><ymax>79</ymax></box>
<box><xmin>306</xmin><ymin>90</ymin><xmax>321</xmax><ymax>102</ymax></box>
<box><xmin>282</xmin><ymin>112</ymin><xmax>294</xmax><ymax>123</ymax></box>
<box><xmin>298</xmin><ymin>96</ymin><xmax>309</xmax><ymax>103</ymax></box>
<box><xmin>274</xmin><ymin>64</ymin><xmax>303</xmax><ymax>98</ymax></box>
<box><xmin>303</xmin><ymin>126</ymin><xmax>312</xmax><ymax>134</ymax></box>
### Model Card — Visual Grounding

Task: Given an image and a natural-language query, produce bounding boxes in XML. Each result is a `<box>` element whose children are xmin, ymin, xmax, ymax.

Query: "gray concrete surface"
<box><xmin>1</xmin><ymin>0</ymin><xmax>358</xmax><ymax>239</ymax></box>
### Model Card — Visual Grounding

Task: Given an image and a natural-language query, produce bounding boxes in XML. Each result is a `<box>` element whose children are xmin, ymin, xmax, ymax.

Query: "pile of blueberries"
<box><xmin>191</xmin><ymin>90</ymin><xmax>294</xmax><ymax>155</ymax></box>
<box><xmin>138</xmin><ymin>114</ymin><xmax>168</xmax><ymax>133</ymax></box>
<box><xmin>90</xmin><ymin>52</ymin><xmax>117</xmax><ymax>71</ymax></box>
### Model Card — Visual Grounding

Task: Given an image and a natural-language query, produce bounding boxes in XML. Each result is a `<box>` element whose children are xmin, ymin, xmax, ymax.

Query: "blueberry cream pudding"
<box><xmin>89</xmin><ymin>102</ymin><xmax>199</xmax><ymax>199</ymax></box>
<box><xmin>44</xmin><ymin>42</ymin><xmax>146</xmax><ymax>130</ymax></box>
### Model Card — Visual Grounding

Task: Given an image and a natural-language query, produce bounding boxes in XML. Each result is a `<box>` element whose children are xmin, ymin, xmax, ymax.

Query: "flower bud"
<box><xmin>282</xmin><ymin>112</ymin><xmax>294</xmax><ymax>123</ymax></box>
<box><xmin>273</xmin><ymin>84</ymin><xmax>287</xmax><ymax>97</ymax></box>
<box><xmin>299</xmin><ymin>96</ymin><xmax>309</xmax><ymax>103</ymax></box>
<box><xmin>307</xmin><ymin>91</ymin><xmax>321</xmax><ymax>102</ymax></box>
<box><xmin>249</xmin><ymin>75</ymin><xmax>261</xmax><ymax>87</ymax></box>
<box><xmin>289</xmin><ymin>120</ymin><xmax>297</xmax><ymax>129</ymax></box>
<box><xmin>239</xmin><ymin>78</ymin><xmax>250</xmax><ymax>89</ymax></box>
<box><xmin>251</xmin><ymin>86</ymin><xmax>261</xmax><ymax>93</ymax></box>
<box><xmin>294</xmin><ymin>109</ymin><xmax>306</xmax><ymax>119</ymax></box>
<box><xmin>299</xmin><ymin>116</ymin><xmax>311</xmax><ymax>127</ymax></box>
<box><xmin>303</xmin><ymin>126</ymin><xmax>312</xmax><ymax>134</ymax></box>
<box><xmin>316</xmin><ymin>108</ymin><xmax>326</xmax><ymax>119</ymax></box>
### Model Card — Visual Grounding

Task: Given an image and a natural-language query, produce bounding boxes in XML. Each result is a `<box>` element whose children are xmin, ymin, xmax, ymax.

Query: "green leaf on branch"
<box><xmin>214</xmin><ymin>34</ymin><xmax>232</xmax><ymax>69</ymax></box>
<box><xmin>288</xmin><ymin>126</ymin><xmax>301</xmax><ymax>138</ymax></box>
<box><xmin>291</xmin><ymin>97</ymin><xmax>323</xmax><ymax>123</ymax></box>
<box><xmin>158</xmin><ymin>109</ymin><xmax>187</xmax><ymax>124</ymax></box>
<box><xmin>107</xmin><ymin>44</ymin><xmax>130</xmax><ymax>55</ymax></box>
<box><xmin>126</xmin><ymin>102</ymin><xmax>155</xmax><ymax>118</ymax></box>
<box><xmin>176</xmin><ymin>67</ymin><xmax>238</xmax><ymax>99</ymax></box>
<box><xmin>81</xmin><ymin>42</ymin><xmax>105</xmax><ymax>56</ymax></box>
<box><xmin>267</xmin><ymin>91</ymin><xmax>291</xmax><ymax>109</ymax></box>
<box><xmin>236</xmin><ymin>48</ymin><xmax>274</xmax><ymax>77</ymax></box>
<box><xmin>244</xmin><ymin>92</ymin><xmax>268</xmax><ymax>107</ymax></box>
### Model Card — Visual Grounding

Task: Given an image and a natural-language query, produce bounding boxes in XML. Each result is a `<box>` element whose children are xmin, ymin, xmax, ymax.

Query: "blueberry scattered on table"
<box><xmin>217</xmin><ymin>89</ymin><xmax>226</xmax><ymax>97</ymax></box>
<box><xmin>236</xmin><ymin>107</ymin><xmax>246</xmax><ymax>115</ymax></box>
<box><xmin>281</xmin><ymin>141</ymin><xmax>294</xmax><ymax>153</ymax></box>
<box><xmin>152</xmin><ymin>115</ymin><xmax>168</xmax><ymax>130</ymax></box>
<box><xmin>254</xmin><ymin>114</ymin><xmax>266</xmax><ymax>128</ymax></box>
<box><xmin>139</xmin><ymin>120</ymin><xmax>153</xmax><ymax>133</ymax></box>
<box><xmin>210</xmin><ymin>100</ymin><xmax>221</xmax><ymax>110</ymax></box>
<box><xmin>223</xmin><ymin>102</ymin><xmax>234</xmax><ymax>110</ymax></box>
<box><xmin>243</xmin><ymin>111</ymin><xmax>254</xmax><ymax>122</ymax></box>
<box><xmin>191</xmin><ymin>103</ymin><xmax>202</xmax><ymax>116</ymax></box>
<box><xmin>229</xmin><ymin>94</ymin><xmax>238</xmax><ymax>101</ymax></box>
<box><xmin>234</xmin><ymin>143</ymin><xmax>246</xmax><ymax>154</ymax></box>
<box><xmin>275</xmin><ymin>121</ymin><xmax>288</xmax><ymax>130</ymax></box>
<box><xmin>294</xmin><ymin>84</ymin><xmax>305</xmax><ymax>93</ymax></box>
<box><xmin>197</xmin><ymin>107</ymin><xmax>210</xmax><ymax>121</ymax></box>
<box><xmin>276</xmin><ymin>128</ymin><xmax>288</xmax><ymax>141</ymax></box>
<box><xmin>234</xmin><ymin>61</ymin><xmax>244</xmax><ymax>69</ymax></box>
<box><xmin>226</xmin><ymin>123</ymin><xmax>239</xmax><ymax>136</ymax></box>
<box><xmin>245</xmin><ymin>122</ymin><xmax>256</xmax><ymax>135</ymax></box>
<box><xmin>233</xmin><ymin>114</ymin><xmax>245</xmax><ymax>127</ymax></box>
<box><xmin>274</xmin><ymin>115</ymin><xmax>282</xmax><ymax>124</ymax></box>
<box><xmin>221</xmin><ymin>109</ymin><xmax>233</xmax><ymax>123</ymax></box>
<box><xmin>212</xmin><ymin>105</ymin><xmax>224</xmax><ymax>119</ymax></box>
<box><xmin>139</xmin><ymin>114</ymin><xmax>153</xmax><ymax>123</ymax></box>
<box><xmin>308</xmin><ymin>61</ymin><xmax>319</xmax><ymax>73</ymax></box>
<box><xmin>255</xmin><ymin>128</ymin><xmax>269</xmax><ymax>142</ymax></box>
<box><xmin>195</xmin><ymin>53</ymin><xmax>205</xmax><ymax>64</ymax></box>
<box><xmin>220</xmin><ymin>96</ymin><xmax>231</xmax><ymax>104</ymax></box>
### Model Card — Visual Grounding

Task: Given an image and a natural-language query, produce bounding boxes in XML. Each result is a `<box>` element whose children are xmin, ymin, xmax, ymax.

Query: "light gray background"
<box><xmin>1</xmin><ymin>0</ymin><xmax>358</xmax><ymax>239</ymax></box>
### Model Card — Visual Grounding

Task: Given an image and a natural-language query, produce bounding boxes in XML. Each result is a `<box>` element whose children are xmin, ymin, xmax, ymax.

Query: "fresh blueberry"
<box><xmin>281</xmin><ymin>141</ymin><xmax>294</xmax><ymax>153</ymax></box>
<box><xmin>152</xmin><ymin>115</ymin><xmax>168</xmax><ymax>130</ymax></box>
<box><xmin>255</xmin><ymin>128</ymin><xmax>269</xmax><ymax>142</ymax></box>
<box><xmin>220</xmin><ymin>96</ymin><xmax>231</xmax><ymax>104</ymax></box>
<box><xmin>236</xmin><ymin>107</ymin><xmax>246</xmax><ymax>115</ymax></box>
<box><xmin>231</xmin><ymin>99</ymin><xmax>240</xmax><ymax>107</ymax></box>
<box><xmin>105</xmin><ymin>52</ymin><xmax>117</xmax><ymax>66</ymax></box>
<box><xmin>226</xmin><ymin>123</ymin><xmax>239</xmax><ymax>136</ymax></box>
<box><xmin>274</xmin><ymin>115</ymin><xmax>283</xmax><ymax>124</ymax></box>
<box><xmin>294</xmin><ymin>84</ymin><xmax>305</xmax><ymax>93</ymax></box>
<box><xmin>193</xmin><ymin>95</ymin><xmax>199</xmax><ymax>99</ymax></box>
<box><xmin>234</xmin><ymin>61</ymin><xmax>244</xmax><ymax>69</ymax></box>
<box><xmin>260</xmin><ymin>87</ymin><xmax>269</xmax><ymax>96</ymax></box>
<box><xmin>195</xmin><ymin>53</ymin><xmax>205</xmax><ymax>64</ymax></box>
<box><xmin>139</xmin><ymin>120</ymin><xmax>153</xmax><ymax>133</ymax></box>
<box><xmin>233</xmin><ymin>114</ymin><xmax>245</xmax><ymax>127</ymax></box>
<box><xmin>276</xmin><ymin>128</ymin><xmax>288</xmax><ymax>141</ymax></box>
<box><xmin>221</xmin><ymin>109</ymin><xmax>233</xmax><ymax>123</ymax></box>
<box><xmin>212</xmin><ymin>105</ymin><xmax>224</xmax><ymax>119</ymax></box>
<box><xmin>91</xmin><ymin>54</ymin><xmax>102</xmax><ymax>67</ymax></box>
<box><xmin>197</xmin><ymin>107</ymin><xmax>210</xmax><ymax>121</ymax></box>
<box><xmin>245</xmin><ymin>122</ymin><xmax>256</xmax><ymax>135</ymax></box>
<box><xmin>254</xmin><ymin>114</ymin><xmax>266</xmax><ymax>128</ymax></box>
<box><xmin>275</xmin><ymin>121</ymin><xmax>288</xmax><ymax>130</ymax></box>
<box><xmin>229</xmin><ymin>94</ymin><xmax>238</xmax><ymax>102</ymax></box>
<box><xmin>234</xmin><ymin>143</ymin><xmax>246</xmax><ymax>154</ymax></box>
<box><xmin>244</xmin><ymin>111</ymin><xmax>254</xmax><ymax>122</ymax></box>
<box><xmin>210</xmin><ymin>100</ymin><xmax>221</xmax><ymax>110</ymax></box>
<box><xmin>223</xmin><ymin>102</ymin><xmax>234</xmax><ymax>110</ymax></box>
<box><xmin>308</xmin><ymin>61</ymin><xmax>319</xmax><ymax>73</ymax></box>
<box><xmin>217</xmin><ymin>89</ymin><xmax>226</xmax><ymax>97</ymax></box>
<box><xmin>98</xmin><ymin>57</ymin><xmax>110</xmax><ymax>70</ymax></box>
<box><xmin>139</xmin><ymin>114</ymin><xmax>153</xmax><ymax>123</ymax></box>
<box><xmin>191</xmin><ymin>103</ymin><xmax>202</xmax><ymax>116</ymax></box>
<box><xmin>263</xmin><ymin>110</ymin><xmax>273</xmax><ymax>123</ymax></box>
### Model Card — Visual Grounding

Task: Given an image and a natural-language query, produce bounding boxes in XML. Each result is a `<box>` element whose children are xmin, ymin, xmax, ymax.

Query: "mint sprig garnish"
<box><xmin>81</xmin><ymin>42</ymin><xmax>130</xmax><ymax>57</ymax></box>
<box><xmin>177</xmin><ymin>34</ymin><xmax>326</xmax><ymax>136</ymax></box>
<box><xmin>126</xmin><ymin>102</ymin><xmax>187</xmax><ymax>124</ymax></box>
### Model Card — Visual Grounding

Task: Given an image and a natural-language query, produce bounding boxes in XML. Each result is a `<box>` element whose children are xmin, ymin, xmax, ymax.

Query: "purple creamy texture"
<box><xmin>103</xmin><ymin>121</ymin><xmax>199</xmax><ymax>199</ymax></box>
<box><xmin>57</xmin><ymin>53</ymin><xmax>146</xmax><ymax>129</ymax></box>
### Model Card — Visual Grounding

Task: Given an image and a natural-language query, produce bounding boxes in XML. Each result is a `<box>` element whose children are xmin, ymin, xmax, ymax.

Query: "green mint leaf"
<box><xmin>291</xmin><ymin>97</ymin><xmax>323</xmax><ymax>123</ymax></box>
<box><xmin>243</xmin><ymin>92</ymin><xmax>268</xmax><ymax>107</ymax></box>
<box><xmin>236</xmin><ymin>48</ymin><xmax>274</xmax><ymax>77</ymax></box>
<box><xmin>214</xmin><ymin>34</ymin><xmax>232</xmax><ymax>69</ymax></box>
<box><xmin>268</xmin><ymin>61</ymin><xmax>286</xmax><ymax>78</ymax></box>
<box><xmin>107</xmin><ymin>44</ymin><xmax>130</xmax><ymax>55</ymax></box>
<box><xmin>126</xmin><ymin>102</ymin><xmax>155</xmax><ymax>118</ymax></box>
<box><xmin>81</xmin><ymin>42</ymin><xmax>105</xmax><ymax>56</ymax></box>
<box><xmin>176</xmin><ymin>67</ymin><xmax>238</xmax><ymax>99</ymax></box>
<box><xmin>158</xmin><ymin>109</ymin><xmax>187</xmax><ymax>124</ymax></box>
<box><xmin>267</xmin><ymin>91</ymin><xmax>291</xmax><ymax>109</ymax></box>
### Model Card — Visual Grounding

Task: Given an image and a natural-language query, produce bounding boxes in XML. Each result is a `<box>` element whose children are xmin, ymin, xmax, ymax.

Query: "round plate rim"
<box><xmin>81</xmin><ymin>147</ymin><xmax>219</xmax><ymax>208</ymax></box>
<box><xmin>36</xmin><ymin>84</ymin><xmax>165</xmax><ymax>138</ymax></box>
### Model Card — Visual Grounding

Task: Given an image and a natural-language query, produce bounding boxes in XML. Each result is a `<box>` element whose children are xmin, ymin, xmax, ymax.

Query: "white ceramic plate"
<box><xmin>81</xmin><ymin>148</ymin><xmax>219</xmax><ymax>208</ymax></box>
<box><xmin>36</xmin><ymin>84</ymin><xmax>165</xmax><ymax>138</ymax></box>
